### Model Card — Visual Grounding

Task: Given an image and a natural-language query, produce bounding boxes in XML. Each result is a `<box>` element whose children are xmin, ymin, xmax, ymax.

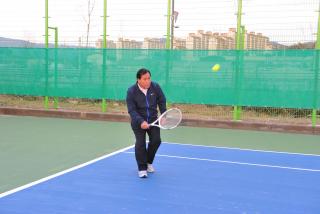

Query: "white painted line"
<box><xmin>124</xmin><ymin>151</ymin><xmax>320</xmax><ymax>172</ymax></box>
<box><xmin>0</xmin><ymin>145</ymin><xmax>134</xmax><ymax>198</ymax></box>
<box><xmin>162</xmin><ymin>142</ymin><xmax>320</xmax><ymax>157</ymax></box>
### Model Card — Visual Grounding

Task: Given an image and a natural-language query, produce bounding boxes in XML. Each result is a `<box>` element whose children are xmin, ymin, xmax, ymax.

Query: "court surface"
<box><xmin>0</xmin><ymin>115</ymin><xmax>320</xmax><ymax>213</ymax></box>
<box><xmin>1</xmin><ymin>143</ymin><xmax>320</xmax><ymax>213</ymax></box>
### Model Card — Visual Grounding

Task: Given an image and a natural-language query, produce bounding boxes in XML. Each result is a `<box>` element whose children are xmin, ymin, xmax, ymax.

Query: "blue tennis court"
<box><xmin>1</xmin><ymin>142</ymin><xmax>319</xmax><ymax>213</ymax></box>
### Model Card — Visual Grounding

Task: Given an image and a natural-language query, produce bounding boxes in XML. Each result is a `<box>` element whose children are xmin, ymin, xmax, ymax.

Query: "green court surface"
<box><xmin>1</xmin><ymin>115</ymin><xmax>319</xmax><ymax>194</ymax></box>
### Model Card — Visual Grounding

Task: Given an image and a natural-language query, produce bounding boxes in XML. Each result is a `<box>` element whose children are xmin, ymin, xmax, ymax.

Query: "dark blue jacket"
<box><xmin>126</xmin><ymin>81</ymin><xmax>166</xmax><ymax>129</ymax></box>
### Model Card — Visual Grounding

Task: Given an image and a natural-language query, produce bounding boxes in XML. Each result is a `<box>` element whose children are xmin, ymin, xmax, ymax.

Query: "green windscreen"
<box><xmin>0</xmin><ymin>48</ymin><xmax>319</xmax><ymax>109</ymax></box>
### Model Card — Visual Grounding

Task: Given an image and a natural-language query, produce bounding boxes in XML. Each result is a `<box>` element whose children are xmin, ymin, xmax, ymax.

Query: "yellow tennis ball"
<box><xmin>212</xmin><ymin>64</ymin><xmax>220</xmax><ymax>72</ymax></box>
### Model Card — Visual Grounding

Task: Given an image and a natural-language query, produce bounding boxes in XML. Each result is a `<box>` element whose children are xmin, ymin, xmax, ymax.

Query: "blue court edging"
<box><xmin>0</xmin><ymin>143</ymin><xmax>319</xmax><ymax>213</ymax></box>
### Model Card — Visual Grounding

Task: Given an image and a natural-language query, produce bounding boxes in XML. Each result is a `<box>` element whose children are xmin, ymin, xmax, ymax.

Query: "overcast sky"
<box><xmin>0</xmin><ymin>0</ymin><xmax>318</xmax><ymax>45</ymax></box>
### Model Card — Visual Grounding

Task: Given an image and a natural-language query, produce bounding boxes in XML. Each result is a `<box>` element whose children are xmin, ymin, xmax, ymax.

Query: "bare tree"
<box><xmin>83</xmin><ymin>0</ymin><xmax>95</xmax><ymax>47</ymax></box>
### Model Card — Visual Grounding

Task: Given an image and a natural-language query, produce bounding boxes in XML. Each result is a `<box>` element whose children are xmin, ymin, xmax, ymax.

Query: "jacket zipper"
<box><xmin>145</xmin><ymin>92</ymin><xmax>150</xmax><ymax>123</ymax></box>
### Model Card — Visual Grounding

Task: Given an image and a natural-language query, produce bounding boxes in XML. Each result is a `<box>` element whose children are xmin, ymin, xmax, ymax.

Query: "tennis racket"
<box><xmin>149</xmin><ymin>108</ymin><xmax>182</xmax><ymax>130</ymax></box>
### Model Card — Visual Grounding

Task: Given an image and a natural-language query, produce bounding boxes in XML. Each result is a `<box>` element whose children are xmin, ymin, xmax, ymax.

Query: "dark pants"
<box><xmin>133</xmin><ymin>126</ymin><xmax>161</xmax><ymax>171</ymax></box>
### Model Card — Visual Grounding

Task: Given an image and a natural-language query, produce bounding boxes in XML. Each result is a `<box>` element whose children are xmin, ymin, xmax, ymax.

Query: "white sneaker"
<box><xmin>138</xmin><ymin>170</ymin><xmax>148</xmax><ymax>178</ymax></box>
<box><xmin>147</xmin><ymin>164</ymin><xmax>155</xmax><ymax>173</ymax></box>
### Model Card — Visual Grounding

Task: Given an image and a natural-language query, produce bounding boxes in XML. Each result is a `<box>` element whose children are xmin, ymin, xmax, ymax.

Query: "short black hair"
<box><xmin>136</xmin><ymin>68</ymin><xmax>151</xmax><ymax>79</ymax></box>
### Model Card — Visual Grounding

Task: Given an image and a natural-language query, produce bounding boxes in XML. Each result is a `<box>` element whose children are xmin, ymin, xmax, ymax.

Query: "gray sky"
<box><xmin>0</xmin><ymin>0</ymin><xmax>318</xmax><ymax>45</ymax></box>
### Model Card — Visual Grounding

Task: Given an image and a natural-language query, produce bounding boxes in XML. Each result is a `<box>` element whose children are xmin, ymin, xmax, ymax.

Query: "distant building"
<box><xmin>246</xmin><ymin>32</ymin><xmax>271</xmax><ymax>50</ymax></box>
<box><xmin>116</xmin><ymin>38</ymin><xmax>142</xmax><ymax>49</ymax></box>
<box><xmin>142</xmin><ymin>38</ymin><xmax>166</xmax><ymax>49</ymax></box>
<box><xmin>94</xmin><ymin>28</ymin><xmax>272</xmax><ymax>50</ymax></box>
<box><xmin>186</xmin><ymin>28</ymin><xmax>271</xmax><ymax>50</ymax></box>
<box><xmin>187</xmin><ymin>30</ymin><xmax>235</xmax><ymax>50</ymax></box>
<box><xmin>173</xmin><ymin>37</ymin><xmax>187</xmax><ymax>49</ymax></box>
<box><xmin>227</xmin><ymin>28</ymin><xmax>272</xmax><ymax>49</ymax></box>
<box><xmin>95</xmin><ymin>39</ymin><xmax>116</xmax><ymax>48</ymax></box>
<box><xmin>186</xmin><ymin>33</ymin><xmax>201</xmax><ymax>49</ymax></box>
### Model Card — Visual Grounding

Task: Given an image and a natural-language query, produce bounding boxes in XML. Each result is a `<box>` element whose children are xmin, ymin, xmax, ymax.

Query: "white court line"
<box><xmin>123</xmin><ymin>151</ymin><xmax>320</xmax><ymax>172</ymax></box>
<box><xmin>0</xmin><ymin>145</ymin><xmax>134</xmax><ymax>199</ymax></box>
<box><xmin>162</xmin><ymin>142</ymin><xmax>320</xmax><ymax>157</ymax></box>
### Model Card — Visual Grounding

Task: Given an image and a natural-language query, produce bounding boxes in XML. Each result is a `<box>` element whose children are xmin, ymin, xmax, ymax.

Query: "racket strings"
<box><xmin>159</xmin><ymin>109</ymin><xmax>182</xmax><ymax>129</ymax></box>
